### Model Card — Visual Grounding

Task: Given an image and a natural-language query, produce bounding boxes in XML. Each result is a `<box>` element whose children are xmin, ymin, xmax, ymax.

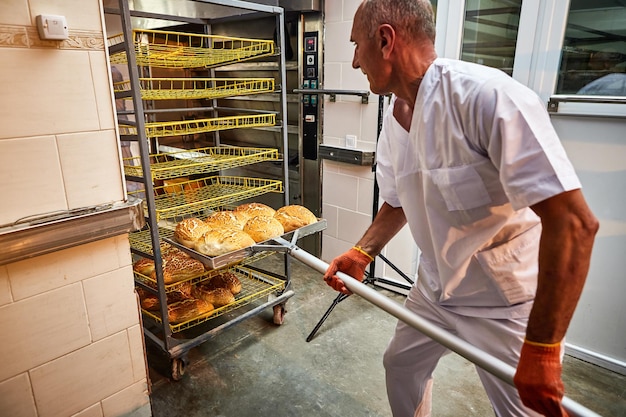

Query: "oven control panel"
<box><xmin>302</xmin><ymin>32</ymin><xmax>319</xmax><ymax>160</ymax></box>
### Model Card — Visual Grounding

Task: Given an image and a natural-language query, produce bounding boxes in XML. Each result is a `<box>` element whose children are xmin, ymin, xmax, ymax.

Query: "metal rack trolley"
<box><xmin>106</xmin><ymin>0</ymin><xmax>298</xmax><ymax>380</ymax></box>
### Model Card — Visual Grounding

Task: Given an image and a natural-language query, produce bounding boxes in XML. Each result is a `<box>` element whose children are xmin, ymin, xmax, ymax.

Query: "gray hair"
<box><xmin>358</xmin><ymin>0</ymin><xmax>436</xmax><ymax>43</ymax></box>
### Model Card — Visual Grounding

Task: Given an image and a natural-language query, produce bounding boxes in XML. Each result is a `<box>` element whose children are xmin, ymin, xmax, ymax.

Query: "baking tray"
<box><xmin>163</xmin><ymin>219</ymin><xmax>327</xmax><ymax>270</ymax></box>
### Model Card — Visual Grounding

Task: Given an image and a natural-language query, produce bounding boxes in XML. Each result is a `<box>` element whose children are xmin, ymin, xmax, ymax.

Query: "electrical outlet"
<box><xmin>345</xmin><ymin>134</ymin><xmax>357</xmax><ymax>148</ymax></box>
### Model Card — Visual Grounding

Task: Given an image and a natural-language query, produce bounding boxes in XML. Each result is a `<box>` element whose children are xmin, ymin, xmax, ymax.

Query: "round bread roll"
<box><xmin>174</xmin><ymin>217</ymin><xmax>210</xmax><ymax>248</ymax></box>
<box><xmin>274</xmin><ymin>205</ymin><xmax>317</xmax><ymax>232</ymax></box>
<box><xmin>243</xmin><ymin>215</ymin><xmax>285</xmax><ymax>243</ymax></box>
<box><xmin>192</xmin><ymin>285</ymin><xmax>235</xmax><ymax>308</ymax></box>
<box><xmin>233</xmin><ymin>202</ymin><xmax>276</xmax><ymax>225</ymax></box>
<box><xmin>205</xmin><ymin>210</ymin><xmax>243</xmax><ymax>230</ymax></box>
<box><xmin>194</xmin><ymin>228</ymin><xmax>256</xmax><ymax>257</ymax></box>
<box><xmin>204</xmin><ymin>271</ymin><xmax>242</xmax><ymax>295</ymax></box>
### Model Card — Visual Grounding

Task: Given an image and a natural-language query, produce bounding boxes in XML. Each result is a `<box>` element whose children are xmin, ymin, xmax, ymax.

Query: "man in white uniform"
<box><xmin>323</xmin><ymin>1</ymin><xmax>599</xmax><ymax>416</ymax></box>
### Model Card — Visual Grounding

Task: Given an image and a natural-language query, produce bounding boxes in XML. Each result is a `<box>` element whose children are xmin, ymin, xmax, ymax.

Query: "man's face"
<box><xmin>350</xmin><ymin>10</ymin><xmax>388</xmax><ymax>95</ymax></box>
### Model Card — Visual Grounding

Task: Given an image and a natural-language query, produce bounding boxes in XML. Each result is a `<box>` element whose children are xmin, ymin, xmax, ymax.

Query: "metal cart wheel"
<box><xmin>170</xmin><ymin>356</ymin><xmax>188</xmax><ymax>381</ymax></box>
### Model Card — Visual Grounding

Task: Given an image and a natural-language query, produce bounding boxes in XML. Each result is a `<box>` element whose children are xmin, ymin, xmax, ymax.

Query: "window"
<box><xmin>556</xmin><ymin>0</ymin><xmax>626</xmax><ymax>96</ymax></box>
<box><xmin>460</xmin><ymin>0</ymin><xmax>522</xmax><ymax>76</ymax></box>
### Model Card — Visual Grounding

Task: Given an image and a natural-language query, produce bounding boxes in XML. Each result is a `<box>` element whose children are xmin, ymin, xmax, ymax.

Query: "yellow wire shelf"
<box><xmin>115</xmin><ymin>77</ymin><xmax>275</xmax><ymax>101</ymax></box>
<box><xmin>108</xmin><ymin>29</ymin><xmax>275</xmax><ymax>69</ymax></box>
<box><xmin>141</xmin><ymin>265</ymin><xmax>285</xmax><ymax>333</ymax></box>
<box><xmin>128</xmin><ymin>176</ymin><xmax>283</xmax><ymax>221</ymax></box>
<box><xmin>118</xmin><ymin>113</ymin><xmax>275</xmax><ymax>139</ymax></box>
<box><xmin>124</xmin><ymin>146</ymin><xmax>279</xmax><ymax>180</ymax></box>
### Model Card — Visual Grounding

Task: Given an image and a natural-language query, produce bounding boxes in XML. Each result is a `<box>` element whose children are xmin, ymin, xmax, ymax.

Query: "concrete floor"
<box><xmin>146</xmin><ymin>254</ymin><xmax>626</xmax><ymax>417</ymax></box>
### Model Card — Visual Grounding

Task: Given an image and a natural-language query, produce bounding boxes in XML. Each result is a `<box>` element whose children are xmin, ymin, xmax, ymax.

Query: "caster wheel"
<box><xmin>273</xmin><ymin>304</ymin><xmax>286</xmax><ymax>325</ymax></box>
<box><xmin>171</xmin><ymin>357</ymin><xmax>188</xmax><ymax>381</ymax></box>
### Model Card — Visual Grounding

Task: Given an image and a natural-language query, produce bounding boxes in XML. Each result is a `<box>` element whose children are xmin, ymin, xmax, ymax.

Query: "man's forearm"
<box><xmin>356</xmin><ymin>202</ymin><xmax>407</xmax><ymax>258</ymax></box>
<box><xmin>528</xmin><ymin>190</ymin><xmax>599</xmax><ymax>343</ymax></box>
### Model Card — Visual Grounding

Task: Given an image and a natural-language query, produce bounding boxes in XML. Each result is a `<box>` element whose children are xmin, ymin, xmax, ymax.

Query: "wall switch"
<box><xmin>36</xmin><ymin>15</ymin><xmax>69</xmax><ymax>40</ymax></box>
<box><xmin>345</xmin><ymin>134</ymin><xmax>357</xmax><ymax>148</ymax></box>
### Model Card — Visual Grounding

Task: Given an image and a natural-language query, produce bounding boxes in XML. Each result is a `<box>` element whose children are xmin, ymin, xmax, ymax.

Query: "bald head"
<box><xmin>356</xmin><ymin>0</ymin><xmax>436</xmax><ymax>43</ymax></box>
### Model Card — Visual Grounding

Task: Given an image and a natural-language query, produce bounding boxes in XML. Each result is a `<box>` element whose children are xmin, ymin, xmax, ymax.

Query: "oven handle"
<box><xmin>293</xmin><ymin>88</ymin><xmax>370</xmax><ymax>103</ymax></box>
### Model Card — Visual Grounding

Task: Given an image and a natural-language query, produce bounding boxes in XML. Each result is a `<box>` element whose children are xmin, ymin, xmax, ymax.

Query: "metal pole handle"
<box><xmin>285</xmin><ymin>243</ymin><xmax>602</xmax><ymax>417</ymax></box>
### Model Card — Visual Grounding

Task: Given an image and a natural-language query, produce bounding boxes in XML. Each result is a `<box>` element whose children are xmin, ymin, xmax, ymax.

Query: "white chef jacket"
<box><xmin>376</xmin><ymin>58</ymin><xmax>582</xmax><ymax>318</ymax></box>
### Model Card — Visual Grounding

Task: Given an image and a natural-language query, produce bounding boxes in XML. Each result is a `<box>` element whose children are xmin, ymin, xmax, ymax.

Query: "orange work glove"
<box><xmin>323</xmin><ymin>246</ymin><xmax>373</xmax><ymax>294</ymax></box>
<box><xmin>514</xmin><ymin>340</ymin><xmax>569</xmax><ymax>417</ymax></box>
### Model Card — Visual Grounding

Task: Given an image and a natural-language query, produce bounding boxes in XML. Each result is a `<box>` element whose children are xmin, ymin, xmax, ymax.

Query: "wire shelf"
<box><xmin>108</xmin><ymin>29</ymin><xmax>275</xmax><ymax>69</ymax></box>
<box><xmin>141</xmin><ymin>265</ymin><xmax>285</xmax><ymax>333</ymax></box>
<box><xmin>118</xmin><ymin>113</ymin><xmax>275</xmax><ymax>139</ymax></box>
<box><xmin>123</xmin><ymin>146</ymin><xmax>279</xmax><ymax>180</ymax></box>
<box><xmin>128</xmin><ymin>176</ymin><xmax>283</xmax><ymax>221</ymax></box>
<box><xmin>116</xmin><ymin>77</ymin><xmax>275</xmax><ymax>101</ymax></box>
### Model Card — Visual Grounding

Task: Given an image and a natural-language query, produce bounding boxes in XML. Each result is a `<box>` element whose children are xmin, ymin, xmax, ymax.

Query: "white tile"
<box><xmin>341</xmin><ymin>62</ymin><xmax>370</xmax><ymax>91</ymax></box>
<box><xmin>323</xmin><ymin>101</ymin><xmax>363</xmax><ymax>140</ymax></box>
<box><xmin>323</xmin><ymin>62</ymin><xmax>342</xmax><ymax>90</ymax></box>
<box><xmin>321</xmin><ymin>234</ymin><xmax>352</xmax><ymax>264</ymax></box>
<box><xmin>56</xmin><ymin>129</ymin><xmax>125</xmax><ymax>209</ymax></box>
<box><xmin>0</xmin><ymin>283</ymin><xmax>90</xmax><ymax>382</ymax></box>
<box><xmin>337</xmin><ymin>208</ymin><xmax>372</xmax><ymax>242</ymax></box>
<box><xmin>90</xmin><ymin>51</ymin><xmax>116</xmax><ymax>131</ymax></box>
<box><xmin>8</xmin><ymin>237</ymin><xmax>128</xmax><ymax>300</ymax></box>
<box><xmin>29</xmin><ymin>0</ymin><xmax>104</xmax><ymax>32</ymax></box>
<box><xmin>72</xmin><ymin>403</ymin><xmax>104</xmax><ymax>417</ymax></box>
<box><xmin>323</xmin><ymin>21</ymin><xmax>353</xmax><ymax>64</ymax></box>
<box><xmin>0</xmin><ymin>136</ymin><xmax>67</xmax><ymax>226</ymax></box>
<box><xmin>0</xmin><ymin>0</ymin><xmax>31</xmax><ymax>26</ymax></box>
<box><xmin>0</xmin><ymin>373</ymin><xmax>37</xmax><ymax>417</ymax></box>
<box><xmin>127</xmin><ymin>324</ymin><xmax>148</xmax><ymax>383</ymax></box>
<box><xmin>324</xmin><ymin>0</ymin><xmax>343</xmax><ymax>23</ymax></box>
<box><xmin>83</xmin><ymin>266</ymin><xmax>140</xmax><ymax>341</ymax></box>
<box><xmin>101</xmin><ymin>380</ymin><xmax>150</xmax><ymax>417</ymax></box>
<box><xmin>0</xmin><ymin>49</ymin><xmax>101</xmax><ymax>140</ymax></box>
<box><xmin>322</xmin><ymin>171</ymin><xmax>359</xmax><ymax>210</ymax></box>
<box><xmin>360</xmin><ymin>100</ymin><xmax>383</xmax><ymax>143</ymax></box>
<box><xmin>343</xmin><ymin>0</ymin><xmax>362</xmax><ymax>21</ymax></box>
<box><xmin>356</xmin><ymin>177</ymin><xmax>375</xmax><ymax>215</ymax></box>
<box><xmin>0</xmin><ymin>265</ymin><xmax>12</xmax><ymax>307</ymax></box>
<box><xmin>30</xmin><ymin>331</ymin><xmax>135</xmax><ymax>417</ymax></box>
<box><xmin>321</xmin><ymin>203</ymin><xmax>338</xmax><ymax>238</ymax></box>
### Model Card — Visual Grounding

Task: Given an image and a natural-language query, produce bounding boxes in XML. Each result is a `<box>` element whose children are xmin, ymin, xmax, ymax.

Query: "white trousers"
<box><xmin>382</xmin><ymin>286</ymin><xmax>544</xmax><ymax>417</ymax></box>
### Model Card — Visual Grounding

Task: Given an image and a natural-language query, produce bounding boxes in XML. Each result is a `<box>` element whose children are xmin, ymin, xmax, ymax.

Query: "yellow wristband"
<box><xmin>524</xmin><ymin>339</ymin><xmax>561</xmax><ymax>348</ymax></box>
<box><xmin>352</xmin><ymin>246</ymin><xmax>374</xmax><ymax>262</ymax></box>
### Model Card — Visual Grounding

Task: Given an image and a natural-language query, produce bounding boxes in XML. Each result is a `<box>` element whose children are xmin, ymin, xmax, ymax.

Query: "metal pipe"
<box><xmin>285</xmin><ymin>244</ymin><xmax>602</xmax><ymax>417</ymax></box>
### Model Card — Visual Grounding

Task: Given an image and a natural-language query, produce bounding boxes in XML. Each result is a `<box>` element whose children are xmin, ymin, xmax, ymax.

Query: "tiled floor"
<box><xmin>146</xmin><ymin>254</ymin><xmax>626</xmax><ymax>417</ymax></box>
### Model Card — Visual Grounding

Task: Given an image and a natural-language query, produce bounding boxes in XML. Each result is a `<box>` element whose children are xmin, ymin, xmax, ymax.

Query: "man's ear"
<box><xmin>378</xmin><ymin>24</ymin><xmax>395</xmax><ymax>58</ymax></box>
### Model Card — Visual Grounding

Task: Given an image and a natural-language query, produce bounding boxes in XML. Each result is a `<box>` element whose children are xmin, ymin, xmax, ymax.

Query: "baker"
<box><xmin>323</xmin><ymin>1</ymin><xmax>599</xmax><ymax>416</ymax></box>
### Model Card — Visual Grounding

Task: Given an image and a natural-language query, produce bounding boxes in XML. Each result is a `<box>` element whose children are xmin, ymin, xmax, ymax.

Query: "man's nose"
<box><xmin>352</xmin><ymin>53</ymin><xmax>359</xmax><ymax>69</ymax></box>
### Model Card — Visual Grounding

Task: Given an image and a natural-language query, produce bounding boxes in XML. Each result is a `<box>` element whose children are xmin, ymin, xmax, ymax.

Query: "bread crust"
<box><xmin>151</xmin><ymin>254</ymin><xmax>205</xmax><ymax>284</ymax></box>
<box><xmin>194</xmin><ymin>228</ymin><xmax>256</xmax><ymax>257</ymax></box>
<box><xmin>243</xmin><ymin>215</ymin><xmax>285</xmax><ymax>242</ymax></box>
<box><xmin>203</xmin><ymin>271</ymin><xmax>242</xmax><ymax>295</ymax></box>
<box><xmin>167</xmin><ymin>298</ymin><xmax>214</xmax><ymax>323</ymax></box>
<box><xmin>174</xmin><ymin>217</ymin><xmax>210</xmax><ymax>248</ymax></box>
<box><xmin>234</xmin><ymin>202</ymin><xmax>276</xmax><ymax>225</ymax></box>
<box><xmin>274</xmin><ymin>205</ymin><xmax>317</xmax><ymax>232</ymax></box>
<box><xmin>205</xmin><ymin>210</ymin><xmax>243</xmax><ymax>230</ymax></box>
<box><xmin>192</xmin><ymin>285</ymin><xmax>235</xmax><ymax>307</ymax></box>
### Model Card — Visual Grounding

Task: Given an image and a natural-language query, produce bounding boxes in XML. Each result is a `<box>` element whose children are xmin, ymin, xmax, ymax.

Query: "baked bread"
<box><xmin>174</xmin><ymin>217</ymin><xmax>210</xmax><ymax>248</ymax></box>
<box><xmin>151</xmin><ymin>254</ymin><xmax>205</xmax><ymax>284</ymax></box>
<box><xmin>234</xmin><ymin>202</ymin><xmax>276</xmax><ymax>225</ymax></box>
<box><xmin>194</xmin><ymin>228</ymin><xmax>256</xmax><ymax>257</ymax></box>
<box><xmin>192</xmin><ymin>285</ymin><xmax>235</xmax><ymax>308</ymax></box>
<box><xmin>163</xmin><ymin>177</ymin><xmax>188</xmax><ymax>194</ymax></box>
<box><xmin>137</xmin><ymin>288</ymin><xmax>189</xmax><ymax>311</ymax></box>
<box><xmin>274</xmin><ymin>205</ymin><xmax>317</xmax><ymax>232</ymax></box>
<box><xmin>167</xmin><ymin>298</ymin><xmax>214</xmax><ymax>323</ymax></box>
<box><xmin>205</xmin><ymin>210</ymin><xmax>243</xmax><ymax>230</ymax></box>
<box><xmin>133</xmin><ymin>258</ymin><xmax>155</xmax><ymax>276</ymax></box>
<box><xmin>243</xmin><ymin>215</ymin><xmax>284</xmax><ymax>243</ymax></box>
<box><xmin>204</xmin><ymin>271</ymin><xmax>242</xmax><ymax>295</ymax></box>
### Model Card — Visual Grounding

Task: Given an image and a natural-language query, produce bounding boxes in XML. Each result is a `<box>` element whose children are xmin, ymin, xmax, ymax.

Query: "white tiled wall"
<box><xmin>0</xmin><ymin>1</ymin><xmax>149</xmax><ymax>416</ymax></box>
<box><xmin>321</xmin><ymin>1</ymin><xmax>418</xmax><ymax>283</ymax></box>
